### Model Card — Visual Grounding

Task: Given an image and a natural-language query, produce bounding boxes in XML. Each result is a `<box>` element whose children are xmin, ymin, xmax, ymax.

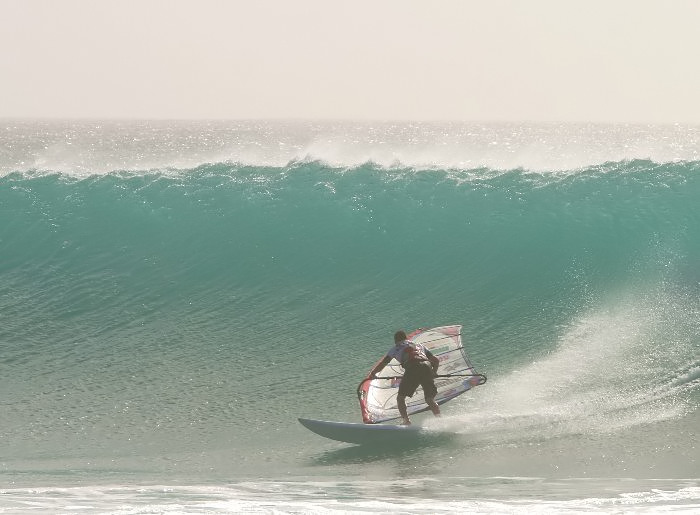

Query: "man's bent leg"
<box><xmin>397</xmin><ymin>394</ymin><xmax>411</xmax><ymax>425</ymax></box>
<box><xmin>425</xmin><ymin>395</ymin><xmax>441</xmax><ymax>417</ymax></box>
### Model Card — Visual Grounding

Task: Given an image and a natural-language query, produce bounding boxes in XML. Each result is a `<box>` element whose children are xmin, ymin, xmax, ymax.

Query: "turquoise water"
<box><xmin>1</xmin><ymin>121</ymin><xmax>698</xmax><ymax>512</ymax></box>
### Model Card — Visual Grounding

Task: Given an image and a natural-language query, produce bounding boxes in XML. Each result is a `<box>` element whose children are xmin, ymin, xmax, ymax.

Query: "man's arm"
<box><xmin>425</xmin><ymin>349</ymin><xmax>439</xmax><ymax>374</ymax></box>
<box><xmin>369</xmin><ymin>356</ymin><xmax>391</xmax><ymax>378</ymax></box>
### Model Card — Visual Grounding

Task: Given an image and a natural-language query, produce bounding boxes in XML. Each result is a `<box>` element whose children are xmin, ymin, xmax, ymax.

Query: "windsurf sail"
<box><xmin>357</xmin><ymin>325</ymin><xmax>486</xmax><ymax>424</ymax></box>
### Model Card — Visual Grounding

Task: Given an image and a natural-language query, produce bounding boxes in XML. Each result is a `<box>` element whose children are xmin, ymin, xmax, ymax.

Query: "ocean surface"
<box><xmin>1</xmin><ymin>120</ymin><xmax>698</xmax><ymax>513</ymax></box>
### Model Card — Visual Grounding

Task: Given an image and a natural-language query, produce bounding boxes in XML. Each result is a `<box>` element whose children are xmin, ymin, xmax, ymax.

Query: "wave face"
<box><xmin>1</xmin><ymin>121</ymin><xmax>698</xmax><ymax>490</ymax></box>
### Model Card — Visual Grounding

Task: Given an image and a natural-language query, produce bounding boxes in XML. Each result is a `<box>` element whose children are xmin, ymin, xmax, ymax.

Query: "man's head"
<box><xmin>394</xmin><ymin>330</ymin><xmax>407</xmax><ymax>344</ymax></box>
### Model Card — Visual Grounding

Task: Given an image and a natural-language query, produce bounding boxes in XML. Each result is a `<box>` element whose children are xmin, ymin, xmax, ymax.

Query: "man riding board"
<box><xmin>369</xmin><ymin>330</ymin><xmax>441</xmax><ymax>425</ymax></box>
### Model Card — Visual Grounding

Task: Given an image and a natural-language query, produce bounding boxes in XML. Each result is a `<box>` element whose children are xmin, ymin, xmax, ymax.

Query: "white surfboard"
<box><xmin>298</xmin><ymin>417</ymin><xmax>448</xmax><ymax>445</ymax></box>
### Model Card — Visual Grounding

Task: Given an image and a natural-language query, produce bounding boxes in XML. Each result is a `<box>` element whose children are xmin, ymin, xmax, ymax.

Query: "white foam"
<box><xmin>2</xmin><ymin>121</ymin><xmax>698</xmax><ymax>177</ymax></box>
<box><xmin>443</xmin><ymin>285</ymin><xmax>699</xmax><ymax>443</ymax></box>
<box><xmin>2</xmin><ymin>481</ymin><xmax>698</xmax><ymax>514</ymax></box>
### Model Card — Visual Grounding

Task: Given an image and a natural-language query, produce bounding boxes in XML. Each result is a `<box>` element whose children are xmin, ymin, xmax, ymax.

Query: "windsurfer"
<box><xmin>369</xmin><ymin>330</ymin><xmax>441</xmax><ymax>425</ymax></box>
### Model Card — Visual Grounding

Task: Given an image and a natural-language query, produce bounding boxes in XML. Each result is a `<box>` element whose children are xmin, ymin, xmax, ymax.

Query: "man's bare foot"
<box><xmin>401</xmin><ymin>418</ymin><xmax>411</xmax><ymax>426</ymax></box>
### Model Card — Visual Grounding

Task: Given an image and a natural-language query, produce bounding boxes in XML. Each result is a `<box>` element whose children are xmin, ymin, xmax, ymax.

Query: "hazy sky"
<box><xmin>1</xmin><ymin>0</ymin><xmax>699</xmax><ymax>123</ymax></box>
